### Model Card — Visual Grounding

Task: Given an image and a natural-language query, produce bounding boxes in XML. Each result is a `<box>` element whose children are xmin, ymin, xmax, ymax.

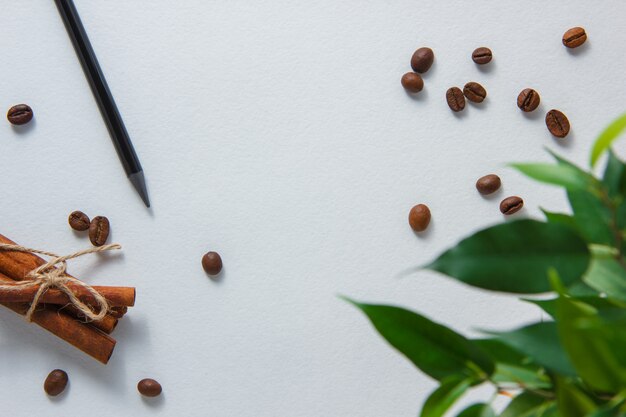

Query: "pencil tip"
<box><xmin>129</xmin><ymin>171</ymin><xmax>150</xmax><ymax>207</ymax></box>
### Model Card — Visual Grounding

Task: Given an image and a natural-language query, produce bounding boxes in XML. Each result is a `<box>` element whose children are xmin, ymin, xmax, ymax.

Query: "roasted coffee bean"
<box><xmin>500</xmin><ymin>196</ymin><xmax>524</xmax><ymax>215</ymax></box>
<box><xmin>472</xmin><ymin>47</ymin><xmax>492</xmax><ymax>64</ymax></box>
<box><xmin>446</xmin><ymin>87</ymin><xmax>465</xmax><ymax>112</ymax></box>
<box><xmin>68</xmin><ymin>211</ymin><xmax>90</xmax><ymax>231</ymax></box>
<box><xmin>463</xmin><ymin>82</ymin><xmax>487</xmax><ymax>103</ymax></box>
<box><xmin>401</xmin><ymin>72</ymin><xmax>424</xmax><ymax>93</ymax></box>
<box><xmin>137</xmin><ymin>378</ymin><xmax>162</xmax><ymax>397</ymax></box>
<box><xmin>410</xmin><ymin>47</ymin><xmax>434</xmax><ymax>73</ymax></box>
<box><xmin>89</xmin><ymin>216</ymin><xmax>110</xmax><ymax>246</ymax></box>
<box><xmin>476</xmin><ymin>174</ymin><xmax>501</xmax><ymax>195</ymax></box>
<box><xmin>545</xmin><ymin>109</ymin><xmax>570</xmax><ymax>138</ymax></box>
<box><xmin>517</xmin><ymin>88</ymin><xmax>540</xmax><ymax>112</ymax></box>
<box><xmin>563</xmin><ymin>27</ymin><xmax>587</xmax><ymax>48</ymax></box>
<box><xmin>7</xmin><ymin>104</ymin><xmax>33</xmax><ymax>125</ymax></box>
<box><xmin>202</xmin><ymin>251</ymin><xmax>223</xmax><ymax>275</ymax></box>
<box><xmin>408</xmin><ymin>204</ymin><xmax>431</xmax><ymax>232</ymax></box>
<box><xmin>44</xmin><ymin>369</ymin><xmax>68</xmax><ymax>396</ymax></box>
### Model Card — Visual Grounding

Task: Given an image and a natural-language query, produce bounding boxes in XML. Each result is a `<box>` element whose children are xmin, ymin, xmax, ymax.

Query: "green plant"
<box><xmin>346</xmin><ymin>114</ymin><xmax>626</xmax><ymax>417</ymax></box>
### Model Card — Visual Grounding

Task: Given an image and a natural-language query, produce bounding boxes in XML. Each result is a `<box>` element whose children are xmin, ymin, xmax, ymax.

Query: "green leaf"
<box><xmin>474</xmin><ymin>338</ymin><xmax>531</xmax><ymax>365</ymax></box>
<box><xmin>425</xmin><ymin>220</ymin><xmax>590</xmax><ymax>294</ymax></box>
<box><xmin>499</xmin><ymin>391</ymin><xmax>547</xmax><ymax>417</ymax></box>
<box><xmin>456</xmin><ymin>403</ymin><xmax>495</xmax><ymax>417</ymax></box>
<box><xmin>602</xmin><ymin>150</ymin><xmax>626</xmax><ymax>198</ymax></box>
<box><xmin>555</xmin><ymin>377</ymin><xmax>596</xmax><ymax>417</ymax></box>
<box><xmin>526</xmin><ymin>296</ymin><xmax>622</xmax><ymax>318</ymax></box>
<box><xmin>591</xmin><ymin>113</ymin><xmax>626</xmax><ymax>167</ymax></box>
<box><xmin>345</xmin><ymin>300</ymin><xmax>494</xmax><ymax>381</ymax></box>
<box><xmin>567</xmin><ymin>189</ymin><xmax>614</xmax><ymax>246</ymax></box>
<box><xmin>512</xmin><ymin>162</ymin><xmax>594</xmax><ymax>191</ymax></box>
<box><xmin>556</xmin><ymin>295</ymin><xmax>626</xmax><ymax>391</ymax></box>
<box><xmin>492</xmin><ymin>322</ymin><xmax>575</xmax><ymax>376</ymax></box>
<box><xmin>583</xmin><ymin>257</ymin><xmax>626</xmax><ymax>302</ymax></box>
<box><xmin>492</xmin><ymin>363</ymin><xmax>552</xmax><ymax>389</ymax></box>
<box><xmin>546</xmin><ymin>149</ymin><xmax>615</xmax><ymax>246</ymax></box>
<box><xmin>420</xmin><ymin>377</ymin><xmax>471</xmax><ymax>417</ymax></box>
<box><xmin>541</xmin><ymin>209</ymin><xmax>578</xmax><ymax>230</ymax></box>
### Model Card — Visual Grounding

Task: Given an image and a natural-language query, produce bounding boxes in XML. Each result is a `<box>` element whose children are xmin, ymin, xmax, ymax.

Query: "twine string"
<box><xmin>0</xmin><ymin>243</ymin><xmax>121</xmax><ymax>322</ymax></box>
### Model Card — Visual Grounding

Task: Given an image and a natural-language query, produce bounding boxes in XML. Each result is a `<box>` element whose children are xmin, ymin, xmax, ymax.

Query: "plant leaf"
<box><xmin>420</xmin><ymin>377</ymin><xmax>471</xmax><ymax>417</ymax></box>
<box><xmin>345</xmin><ymin>300</ymin><xmax>494</xmax><ymax>381</ymax></box>
<box><xmin>499</xmin><ymin>391</ymin><xmax>547</xmax><ymax>417</ymax></box>
<box><xmin>541</xmin><ymin>209</ymin><xmax>578</xmax><ymax>230</ymax></box>
<box><xmin>512</xmin><ymin>162</ymin><xmax>594</xmax><ymax>191</ymax></box>
<box><xmin>567</xmin><ymin>189</ymin><xmax>615</xmax><ymax>246</ymax></box>
<box><xmin>555</xmin><ymin>295</ymin><xmax>626</xmax><ymax>392</ymax></box>
<box><xmin>583</xmin><ymin>257</ymin><xmax>626</xmax><ymax>302</ymax></box>
<box><xmin>555</xmin><ymin>377</ymin><xmax>596</xmax><ymax>417</ymax></box>
<box><xmin>591</xmin><ymin>113</ymin><xmax>626</xmax><ymax>167</ymax></box>
<box><xmin>602</xmin><ymin>150</ymin><xmax>626</xmax><ymax>198</ymax></box>
<box><xmin>491</xmin><ymin>363</ymin><xmax>552</xmax><ymax>389</ymax></box>
<box><xmin>456</xmin><ymin>403</ymin><xmax>495</xmax><ymax>417</ymax></box>
<box><xmin>491</xmin><ymin>322</ymin><xmax>575</xmax><ymax>376</ymax></box>
<box><xmin>425</xmin><ymin>220</ymin><xmax>590</xmax><ymax>294</ymax></box>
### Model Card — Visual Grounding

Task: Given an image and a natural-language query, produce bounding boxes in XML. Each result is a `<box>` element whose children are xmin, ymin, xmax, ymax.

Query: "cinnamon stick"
<box><xmin>0</xmin><ymin>275</ymin><xmax>135</xmax><ymax>307</ymax></box>
<box><xmin>2</xmin><ymin>302</ymin><xmax>115</xmax><ymax>363</ymax></box>
<box><xmin>61</xmin><ymin>304</ymin><xmax>119</xmax><ymax>334</ymax></box>
<box><xmin>0</xmin><ymin>233</ymin><xmax>118</xmax><ymax>363</ymax></box>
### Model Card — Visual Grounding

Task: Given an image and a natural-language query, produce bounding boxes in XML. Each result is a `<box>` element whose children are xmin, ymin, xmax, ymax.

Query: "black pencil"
<box><xmin>54</xmin><ymin>0</ymin><xmax>150</xmax><ymax>207</ymax></box>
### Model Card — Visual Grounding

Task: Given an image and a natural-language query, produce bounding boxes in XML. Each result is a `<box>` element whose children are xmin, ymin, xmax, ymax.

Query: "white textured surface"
<box><xmin>1</xmin><ymin>1</ymin><xmax>625</xmax><ymax>416</ymax></box>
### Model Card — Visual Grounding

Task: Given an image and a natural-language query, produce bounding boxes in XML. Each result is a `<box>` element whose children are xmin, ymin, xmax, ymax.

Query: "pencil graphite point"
<box><xmin>129</xmin><ymin>171</ymin><xmax>150</xmax><ymax>207</ymax></box>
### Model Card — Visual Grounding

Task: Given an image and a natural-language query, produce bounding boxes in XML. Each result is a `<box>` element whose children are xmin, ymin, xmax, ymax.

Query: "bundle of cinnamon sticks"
<box><xmin>0</xmin><ymin>233</ymin><xmax>135</xmax><ymax>364</ymax></box>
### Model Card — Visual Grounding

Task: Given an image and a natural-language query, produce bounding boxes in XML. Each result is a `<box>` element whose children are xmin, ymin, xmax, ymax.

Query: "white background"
<box><xmin>1</xmin><ymin>1</ymin><xmax>626</xmax><ymax>416</ymax></box>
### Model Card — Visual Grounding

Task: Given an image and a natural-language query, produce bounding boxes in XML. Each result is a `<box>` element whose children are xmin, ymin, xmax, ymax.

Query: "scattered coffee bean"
<box><xmin>517</xmin><ymin>88</ymin><xmax>540</xmax><ymax>112</ymax></box>
<box><xmin>463</xmin><ymin>82</ymin><xmax>487</xmax><ymax>103</ymax></box>
<box><xmin>7</xmin><ymin>104</ymin><xmax>34</xmax><ymax>125</ymax></box>
<box><xmin>44</xmin><ymin>369</ymin><xmax>68</xmax><ymax>396</ymax></box>
<box><xmin>401</xmin><ymin>72</ymin><xmax>424</xmax><ymax>93</ymax></box>
<box><xmin>68</xmin><ymin>211</ymin><xmax>90</xmax><ymax>231</ymax></box>
<box><xmin>562</xmin><ymin>27</ymin><xmax>587</xmax><ymax>48</ymax></box>
<box><xmin>500</xmin><ymin>196</ymin><xmax>524</xmax><ymax>215</ymax></box>
<box><xmin>545</xmin><ymin>109</ymin><xmax>570</xmax><ymax>138</ymax></box>
<box><xmin>137</xmin><ymin>378</ymin><xmax>162</xmax><ymax>397</ymax></box>
<box><xmin>472</xmin><ymin>47</ymin><xmax>492</xmax><ymax>64</ymax></box>
<box><xmin>476</xmin><ymin>174</ymin><xmax>501</xmax><ymax>195</ymax></box>
<box><xmin>410</xmin><ymin>47</ymin><xmax>434</xmax><ymax>73</ymax></box>
<box><xmin>446</xmin><ymin>87</ymin><xmax>465</xmax><ymax>112</ymax></box>
<box><xmin>408</xmin><ymin>204</ymin><xmax>431</xmax><ymax>232</ymax></box>
<box><xmin>202</xmin><ymin>251</ymin><xmax>223</xmax><ymax>275</ymax></box>
<box><xmin>89</xmin><ymin>216</ymin><xmax>110</xmax><ymax>246</ymax></box>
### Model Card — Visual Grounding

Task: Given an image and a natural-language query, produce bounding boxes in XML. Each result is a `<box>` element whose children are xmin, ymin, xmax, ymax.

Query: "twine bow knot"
<box><xmin>0</xmin><ymin>243</ymin><xmax>121</xmax><ymax>322</ymax></box>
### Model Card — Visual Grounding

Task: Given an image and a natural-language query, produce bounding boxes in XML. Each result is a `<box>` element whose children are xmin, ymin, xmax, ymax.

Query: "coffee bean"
<box><xmin>410</xmin><ymin>47</ymin><xmax>434</xmax><ymax>73</ymax></box>
<box><xmin>545</xmin><ymin>109</ymin><xmax>570</xmax><ymax>138</ymax></box>
<box><xmin>408</xmin><ymin>204</ymin><xmax>431</xmax><ymax>232</ymax></box>
<box><xmin>463</xmin><ymin>82</ymin><xmax>487</xmax><ymax>103</ymax></box>
<box><xmin>562</xmin><ymin>27</ymin><xmax>587</xmax><ymax>48</ymax></box>
<box><xmin>202</xmin><ymin>251</ymin><xmax>223</xmax><ymax>275</ymax></box>
<box><xmin>68</xmin><ymin>211</ymin><xmax>90</xmax><ymax>231</ymax></box>
<box><xmin>472</xmin><ymin>47</ymin><xmax>492</xmax><ymax>64</ymax></box>
<box><xmin>401</xmin><ymin>72</ymin><xmax>424</xmax><ymax>93</ymax></box>
<box><xmin>476</xmin><ymin>174</ymin><xmax>501</xmax><ymax>195</ymax></box>
<box><xmin>446</xmin><ymin>87</ymin><xmax>465</xmax><ymax>112</ymax></box>
<box><xmin>44</xmin><ymin>369</ymin><xmax>68</xmax><ymax>396</ymax></box>
<box><xmin>89</xmin><ymin>216</ymin><xmax>110</xmax><ymax>246</ymax></box>
<box><xmin>500</xmin><ymin>196</ymin><xmax>524</xmax><ymax>215</ymax></box>
<box><xmin>517</xmin><ymin>88</ymin><xmax>540</xmax><ymax>112</ymax></box>
<box><xmin>7</xmin><ymin>104</ymin><xmax>33</xmax><ymax>125</ymax></box>
<box><xmin>137</xmin><ymin>378</ymin><xmax>162</xmax><ymax>397</ymax></box>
